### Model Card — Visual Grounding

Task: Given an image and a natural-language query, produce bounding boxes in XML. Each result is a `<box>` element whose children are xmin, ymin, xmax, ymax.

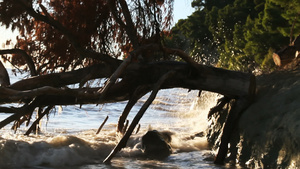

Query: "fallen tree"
<box><xmin>0</xmin><ymin>52</ymin><xmax>256</xmax><ymax>164</ymax></box>
<box><xmin>0</xmin><ymin>0</ymin><xmax>255</xmax><ymax>165</ymax></box>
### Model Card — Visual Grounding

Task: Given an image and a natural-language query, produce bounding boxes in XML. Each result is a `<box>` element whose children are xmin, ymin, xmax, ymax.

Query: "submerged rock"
<box><xmin>141</xmin><ymin>130</ymin><xmax>172</xmax><ymax>159</ymax></box>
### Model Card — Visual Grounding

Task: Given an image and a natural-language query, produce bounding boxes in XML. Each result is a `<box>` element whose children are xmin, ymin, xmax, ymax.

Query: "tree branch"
<box><xmin>97</xmin><ymin>44</ymin><xmax>160</xmax><ymax>101</ymax></box>
<box><xmin>118</xmin><ymin>0</ymin><xmax>139</xmax><ymax>49</ymax></box>
<box><xmin>3</xmin><ymin>61</ymin><xmax>255</xmax><ymax>104</ymax></box>
<box><xmin>96</xmin><ymin>115</ymin><xmax>109</xmax><ymax>135</ymax></box>
<box><xmin>9</xmin><ymin>63</ymin><xmax>114</xmax><ymax>91</ymax></box>
<box><xmin>13</xmin><ymin>0</ymin><xmax>119</xmax><ymax>65</ymax></box>
<box><xmin>0</xmin><ymin>49</ymin><xmax>37</xmax><ymax>76</ymax></box>
<box><xmin>0</xmin><ymin>86</ymin><xmax>97</xmax><ymax>103</ymax></box>
<box><xmin>0</xmin><ymin>106</ymin><xmax>16</xmax><ymax>114</ymax></box>
<box><xmin>163</xmin><ymin>47</ymin><xmax>201</xmax><ymax>71</ymax></box>
<box><xmin>24</xmin><ymin>105</ymin><xmax>54</xmax><ymax>135</ymax></box>
<box><xmin>0</xmin><ymin>97</ymin><xmax>42</xmax><ymax>129</ymax></box>
<box><xmin>103</xmin><ymin>70</ymin><xmax>175</xmax><ymax>163</ymax></box>
<box><xmin>97</xmin><ymin>56</ymin><xmax>132</xmax><ymax>100</ymax></box>
<box><xmin>117</xmin><ymin>85</ymin><xmax>151</xmax><ymax>132</ymax></box>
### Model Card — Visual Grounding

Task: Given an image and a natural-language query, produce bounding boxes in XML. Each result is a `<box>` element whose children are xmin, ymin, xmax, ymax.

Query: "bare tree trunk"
<box><xmin>0</xmin><ymin>62</ymin><xmax>255</xmax><ymax>105</ymax></box>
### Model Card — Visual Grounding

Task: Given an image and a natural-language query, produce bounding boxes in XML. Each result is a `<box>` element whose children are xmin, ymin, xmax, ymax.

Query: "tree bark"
<box><xmin>0</xmin><ymin>62</ymin><xmax>255</xmax><ymax>106</ymax></box>
<box><xmin>9</xmin><ymin>63</ymin><xmax>114</xmax><ymax>90</ymax></box>
<box><xmin>0</xmin><ymin>61</ymin><xmax>255</xmax><ymax>106</ymax></box>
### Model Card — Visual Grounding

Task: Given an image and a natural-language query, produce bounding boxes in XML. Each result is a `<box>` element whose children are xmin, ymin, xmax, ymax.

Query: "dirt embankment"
<box><xmin>237</xmin><ymin>67</ymin><xmax>300</xmax><ymax>168</ymax></box>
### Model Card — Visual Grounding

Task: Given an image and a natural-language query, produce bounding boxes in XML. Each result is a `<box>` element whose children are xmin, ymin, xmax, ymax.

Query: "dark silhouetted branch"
<box><xmin>24</xmin><ymin>105</ymin><xmax>54</xmax><ymax>135</ymax></box>
<box><xmin>96</xmin><ymin>115</ymin><xmax>109</xmax><ymax>135</ymax></box>
<box><xmin>103</xmin><ymin>70</ymin><xmax>175</xmax><ymax>164</ymax></box>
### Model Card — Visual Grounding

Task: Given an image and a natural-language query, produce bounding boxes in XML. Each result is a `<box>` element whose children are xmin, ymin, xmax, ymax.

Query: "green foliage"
<box><xmin>262</xmin><ymin>48</ymin><xmax>276</xmax><ymax>70</ymax></box>
<box><xmin>170</xmin><ymin>0</ymin><xmax>298</xmax><ymax>72</ymax></box>
<box><xmin>270</xmin><ymin>0</ymin><xmax>300</xmax><ymax>39</ymax></box>
<box><xmin>166</xmin><ymin>9</ymin><xmax>218</xmax><ymax>64</ymax></box>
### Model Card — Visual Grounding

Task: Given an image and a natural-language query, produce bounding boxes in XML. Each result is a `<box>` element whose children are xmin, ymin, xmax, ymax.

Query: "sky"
<box><xmin>173</xmin><ymin>0</ymin><xmax>194</xmax><ymax>24</ymax></box>
<box><xmin>0</xmin><ymin>0</ymin><xmax>195</xmax><ymax>48</ymax></box>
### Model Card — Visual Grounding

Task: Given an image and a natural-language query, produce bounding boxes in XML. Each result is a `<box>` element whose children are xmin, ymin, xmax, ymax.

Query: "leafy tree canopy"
<box><xmin>0</xmin><ymin>0</ymin><xmax>173</xmax><ymax>74</ymax></box>
<box><xmin>170</xmin><ymin>0</ymin><xmax>299</xmax><ymax>72</ymax></box>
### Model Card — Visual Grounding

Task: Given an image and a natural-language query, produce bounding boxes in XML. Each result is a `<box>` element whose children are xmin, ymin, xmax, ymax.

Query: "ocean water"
<box><xmin>0</xmin><ymin>70</ymin><xmax>226</xmax><ymax>169</ymax></box>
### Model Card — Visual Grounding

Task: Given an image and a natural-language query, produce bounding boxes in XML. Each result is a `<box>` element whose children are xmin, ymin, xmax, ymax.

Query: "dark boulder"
<box><xmin>141</xmin><ymin>130</ymin><xmax>172</xmax><ymax>159</ymax></box>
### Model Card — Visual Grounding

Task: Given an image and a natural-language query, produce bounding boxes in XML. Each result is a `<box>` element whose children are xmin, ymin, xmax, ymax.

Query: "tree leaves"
<box><xmin>0</xmin><ymin>0</ymin><xmax>174</xmax><ymax>74</ymax></box>
<box><xmin>170</xmin><ymin>0</ymin><xmax>297</xmax><ymax>71</ymax></box>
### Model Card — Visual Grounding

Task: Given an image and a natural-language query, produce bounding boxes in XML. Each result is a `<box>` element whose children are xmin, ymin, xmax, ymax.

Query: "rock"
<box><xmin>141</xmin><ymin>130</ymin><xmax>172</xmax><ymax>159</ymax></box>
